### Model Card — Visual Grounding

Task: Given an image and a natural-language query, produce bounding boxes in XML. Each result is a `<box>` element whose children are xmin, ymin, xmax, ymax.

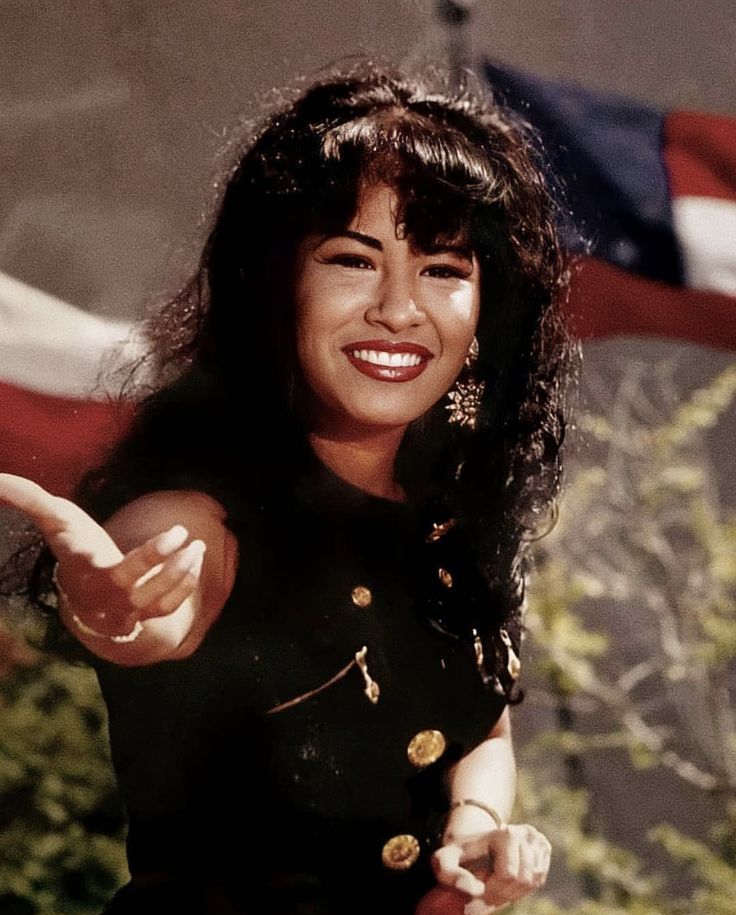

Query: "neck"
<box><xmin>308</xmin><ymin>427</ymin><xmax>406</xmax><ymax>502</ymax></box>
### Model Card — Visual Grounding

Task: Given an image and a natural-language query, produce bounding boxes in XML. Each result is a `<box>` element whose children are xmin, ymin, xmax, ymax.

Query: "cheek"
<box><xmin>295</xmin><ymin>272</ymin><xmax>361</xmax><ymax>335</ymax></box>
<box><xmin>466</xmin><ymin>285</ymin><xmax>482</xmax><ymax>334</ymax></box>
<box><xmin>441</xmin><ymin>289</ymin><xmax>481</xmax><ymax>356</ymax></box>
<box><xmin>294</xmin><ymin>280</ymin><xmax>330</xmax><ymax>357</ymax></box>
<box><xmin>295</xmin><ymin>319</ymin><xmax>328</xmax><ymax>392</ymax></box>
<box><xmin>294</xmin><ymin>294</ymin><xmax>322</xmax><ymax>394</ymax></box>
<box><xmin>294</xmin><ymin>293</ymin><xmax>343</xmax><ymax>401</ymax></box>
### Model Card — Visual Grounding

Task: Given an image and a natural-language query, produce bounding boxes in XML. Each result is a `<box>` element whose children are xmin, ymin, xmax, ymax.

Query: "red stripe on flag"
<box><xmin>665</xmin><ymin>110</ymin><xmax>736</xmax><ymax>202</ymax></box>
<box><xmin>0</xmin><ymin>381</ymin><xmax>132</xmax><ymax>498</ymax></box>
<box><xmin>568</xmin><ymin>256</ymin><xmax>736</xmax><ymax>350</ymax></box>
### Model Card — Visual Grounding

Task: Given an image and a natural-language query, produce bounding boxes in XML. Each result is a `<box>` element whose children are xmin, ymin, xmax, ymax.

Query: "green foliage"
<box><xmin>514</xmin><ymin>772</ymin><xmax>661</xmax><ymax>901</ymax></box>
<box><xmin>650</xmin><ymin>825</ymin><xmax>736</xmax><ymax>899</ymax></box>
<box><xmin>1</xmin><ymin>364</ymin><xmax>734</xmax><ymax>914</ymax></box>
<box><xmin>0</xmin><ymin>617</ymin><xmax>127</xmax><ymax>915</ymax></box>
<box><xmin>514</xmin><ymin>362</ymin><xmax>736</xmax><ymax>914</ymax></box>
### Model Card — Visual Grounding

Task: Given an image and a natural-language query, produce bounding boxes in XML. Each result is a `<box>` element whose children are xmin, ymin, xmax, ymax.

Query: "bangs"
<box><xmin>312</xmin><ymin>110</ymin><xmax>495</xmax><ymax>250</ymax></box>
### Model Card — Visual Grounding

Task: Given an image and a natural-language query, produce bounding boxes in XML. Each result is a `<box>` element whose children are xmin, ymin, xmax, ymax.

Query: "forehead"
<box><xmin>348</xmin><ymin>184</ymin><xmax>401</xmax><ymax>229</ymax></box>
<box><xmin>343</xmin><ymin>182</ymin><xmax>472</xmax><ymax>250</ymax></box>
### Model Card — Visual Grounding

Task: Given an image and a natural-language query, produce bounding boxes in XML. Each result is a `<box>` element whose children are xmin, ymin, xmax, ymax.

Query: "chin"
<box><xmin>308</xmin><ymin>376</ymin><xmax>447</xmax><ymax>436</ymax></box>
<box><xmin>337</xmin><ymin>398</ymin><xmax>436</xmax><ymax>433</ymax></box>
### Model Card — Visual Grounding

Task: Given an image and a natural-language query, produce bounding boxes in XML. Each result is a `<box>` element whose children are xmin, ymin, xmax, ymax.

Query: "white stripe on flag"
<box><xmin>0</xmin><ymin>271</ymin><xmax>144</xmax><ymax>398</ymax></box>
<box><xmin>673</xmin><ymin>196</ymin><xmax>736</xmax><ymax>295</ymax></box>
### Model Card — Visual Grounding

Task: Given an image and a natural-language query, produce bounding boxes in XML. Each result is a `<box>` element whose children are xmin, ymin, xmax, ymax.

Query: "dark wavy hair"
<box><xmin>17</xmin><ymin>64</ymin><xmax>577</xmax><ymax>670</ymax></box>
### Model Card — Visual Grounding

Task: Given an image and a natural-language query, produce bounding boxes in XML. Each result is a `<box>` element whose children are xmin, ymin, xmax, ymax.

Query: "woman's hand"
<box><xmin>414</xmin><ymin>884</ymin><xmax>468</xmax><ymax>915</ymax></box>
<box><xmin>428</xmin><ymin>824</ymin><xmax>551</xmax><ymax>913</ymax></box>
<box><xmin>0</xmin><ymin>473</ymin><xmax>206</xmax><ymax>645</ymax></box>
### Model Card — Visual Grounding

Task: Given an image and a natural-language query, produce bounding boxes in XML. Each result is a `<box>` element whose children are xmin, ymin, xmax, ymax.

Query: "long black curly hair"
<box><xmin>15</xmin><ymin>64</ymin><xmax>577</xmax><ymax>665</ymax></box>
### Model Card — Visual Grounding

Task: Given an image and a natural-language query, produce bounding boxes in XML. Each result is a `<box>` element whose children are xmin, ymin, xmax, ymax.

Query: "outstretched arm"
<box><xmin>416</xmin><ymin>708</ymin><xmax>550</xmax><ymax>914</ymax></box>
<box><xmin>0</xmin><ymin>474</ymin><xmax>237</xmax><ymax>666</ymax></box>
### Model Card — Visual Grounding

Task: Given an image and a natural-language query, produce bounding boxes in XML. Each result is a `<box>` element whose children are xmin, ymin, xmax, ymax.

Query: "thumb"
<box><xmin>0</xmin><ymin>473</ymin><xmax>121</xmax><ymax>567</ymax></box>
<box><xmin>0</xmin><ymin>473</ymin><xmax>65</xmax><ymax>532</ymax></box>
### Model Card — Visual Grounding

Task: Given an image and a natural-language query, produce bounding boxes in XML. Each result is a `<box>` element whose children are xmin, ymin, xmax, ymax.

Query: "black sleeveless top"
<box><xmin>95</xmin><ymin>459</ymin><xmax>518</xmax><ymax>914</ymax></box>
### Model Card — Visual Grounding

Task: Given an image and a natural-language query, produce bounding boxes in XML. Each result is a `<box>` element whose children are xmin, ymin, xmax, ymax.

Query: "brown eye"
<box><xmin>423</xmin><ymin>264</ymin><xmax>467</xmax><ymax>280</ymax></box>
<box><xmin>328</xmin><ymin>254</ymin><xmax>374</xmax><ymax>269</ymax></box>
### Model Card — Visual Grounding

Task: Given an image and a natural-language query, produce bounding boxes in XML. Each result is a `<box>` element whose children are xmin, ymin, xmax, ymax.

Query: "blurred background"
<box><xmin>1</xmin><ymin>1</ymin><xmax>735</xmax><ymax>912</ymax></box>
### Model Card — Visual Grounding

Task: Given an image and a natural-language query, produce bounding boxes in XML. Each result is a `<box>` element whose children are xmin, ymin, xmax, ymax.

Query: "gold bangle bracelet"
<box><xmin>448</xmin><ymin>799</ymin><xmax>505</xmax><ymax>830</ymax></box>
<box><xmin>51</xmin><ymin>562</ymin><xmax>143</xmax><ymax>644</ymax></box>
<box><xmin>70</xmin><ymin>612</ymin><xmax>143</xmax><ymax>644</ymax></box>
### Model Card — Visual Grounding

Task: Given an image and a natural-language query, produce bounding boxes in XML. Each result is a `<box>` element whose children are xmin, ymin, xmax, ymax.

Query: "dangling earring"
<box><xmin>465</xmin><ymin>335</ymin><xmax>479</xmax><ymax>369</ymax></box>
<box><xmin>445</xmin><ymin>336</ymin><xmax>484</xmax><ymax>429</ymax></box>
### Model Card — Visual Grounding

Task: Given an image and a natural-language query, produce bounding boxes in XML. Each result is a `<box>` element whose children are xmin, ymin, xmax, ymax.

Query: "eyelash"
<box><xmin>328</xmin><ymin>254</ymin><xmax>373</xmax><ymax>269</ymax></box>
<box><xmin>326</xmin><ymin>255</ymin><xmax>467</xmax><ymax>279</ymax></box>
<box><xmin>423</xmin><ymin>265</ymin><xmax>466</xmax><ymax>280</ymax></box>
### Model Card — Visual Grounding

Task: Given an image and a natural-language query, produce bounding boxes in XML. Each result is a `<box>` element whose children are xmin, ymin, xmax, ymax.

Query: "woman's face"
<box><xmin>294</xmin><ymin>183</ymin><xmax>481</xmax><ymax>437</ymax></box>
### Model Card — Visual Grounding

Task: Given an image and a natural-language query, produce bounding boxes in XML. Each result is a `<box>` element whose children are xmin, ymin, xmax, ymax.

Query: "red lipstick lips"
<box><xmin>341</xmin><ymin>340</ymin><xmax>434</xmax><ymax>383</ymax></box>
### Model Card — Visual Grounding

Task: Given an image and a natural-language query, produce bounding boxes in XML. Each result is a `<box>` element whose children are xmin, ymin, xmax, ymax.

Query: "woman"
<box><xmin>0</xmin><ymin>65</ymin><xmax>573</xmax><ymax>914</ymax></box>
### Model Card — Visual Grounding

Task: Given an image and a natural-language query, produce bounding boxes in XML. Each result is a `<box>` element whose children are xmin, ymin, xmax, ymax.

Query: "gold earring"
<box><xmin>465</xmin><ymin>335</ymin><xmax>479</xmax><ymax>368</ymax></box>
<box><xmin>445</xmin><ymin>337</ymin><xmax>484</xmax><ymax>429</ymax></box>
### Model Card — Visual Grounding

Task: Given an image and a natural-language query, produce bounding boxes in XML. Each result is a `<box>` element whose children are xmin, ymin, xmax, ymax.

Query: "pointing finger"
<box><xmin>109</xmin><ymin>525</ymin><xmax>190</xmax><ymax>587</ymax></box>
<box><xmin>130</xmin><ymin>540</ymin><xmax>206</xmax><ymax>618</ymax></box>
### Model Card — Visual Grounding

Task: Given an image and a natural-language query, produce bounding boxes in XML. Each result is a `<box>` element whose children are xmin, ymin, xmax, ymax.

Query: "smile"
<box><xmin>350</xmin><ymin>350</ymin><xmax>423</xmax><ymax>367</ymax></box>
<box><xmin>341</xmin><ymin>340</ymin><xmax>433</xmax><ymax>383</ymax></box>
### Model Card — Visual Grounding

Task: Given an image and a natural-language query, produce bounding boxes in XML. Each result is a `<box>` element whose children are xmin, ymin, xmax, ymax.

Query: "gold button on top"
<box><xmin>438</xmin><ymin>567</ymin><xmax>453</xmax><ymax>588</ymax></box>
<box><xmin>381</xmin><ymin>834</ymin><xmax>421</xmax><ymax>871</ymax></box>
<box><xmin>351</xmin><ymin>585</ymin><xmax>372</xmax><ymax>608</ymax></box>
<box><xmin>407</xmin><ymin>729</ymin><xmax>447</xmax><ymax>768</ymax></box>
<box><xmin>500</xmin><ymin>627</ymin><xmax>521</xmax><ymax>680</ymax></box>
<box><xmin>426</xmin><ymin>518</ymin><xmax>458</xmax><ymax>543</ymax></box>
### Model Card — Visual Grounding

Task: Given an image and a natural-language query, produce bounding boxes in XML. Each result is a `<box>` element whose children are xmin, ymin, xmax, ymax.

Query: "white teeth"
<box><xmin>350</xmin><ymin>349</ymin><xmax>423</xmax><ymax>367</ymax></box>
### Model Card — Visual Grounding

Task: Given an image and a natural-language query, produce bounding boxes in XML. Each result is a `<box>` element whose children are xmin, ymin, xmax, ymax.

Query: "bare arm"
<box><xmin>0</xmin><ymin>474</ymin><xmax>238</xmax><ymax>666</ymax></box>
<box><xmin>417</xmin><ymin>708</ymin><xmax>550</xmax><ymax>914</ymax></box>
<box><xmin>445</xmin><ymin>707</ymin><xmax>517</xmax><ymax>832</ymax></box>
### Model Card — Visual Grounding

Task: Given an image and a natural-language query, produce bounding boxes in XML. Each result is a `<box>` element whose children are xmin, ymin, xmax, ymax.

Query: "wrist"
<box><xmin>70</xmin><ymin>612</ymin><xmax>144</xmax><ymax>643</ymax></box>
<box><xmin>442</xmin><ymin>799</ymin><xmax>506</xmax><ymax>845</ymax></box>
<box><xmin>52</xmin><ymin>562</ymin><xmax>143</xmax><ymax>644</ymax></box>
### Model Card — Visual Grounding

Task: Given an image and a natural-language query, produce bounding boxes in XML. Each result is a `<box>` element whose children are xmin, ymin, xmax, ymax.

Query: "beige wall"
<box><xmin>1</xmin><ymin>1</ymin><xmax>733</xmax><ymax>317</ymax></box>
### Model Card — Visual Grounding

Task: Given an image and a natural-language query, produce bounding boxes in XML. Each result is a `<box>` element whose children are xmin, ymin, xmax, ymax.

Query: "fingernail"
<box><xmin>186</xmin><ymin>539</ymin><xmax>206</xmax><ymax>562</ymax></box>
<box><xmin>159</xmin><ymin>525</ymin><xmax>189</xmax><ymax>550</ymax></box>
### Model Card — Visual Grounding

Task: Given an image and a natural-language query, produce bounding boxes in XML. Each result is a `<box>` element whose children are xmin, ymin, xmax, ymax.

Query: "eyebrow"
<box><xmin>424</xmin><ymin>241</ymin><xmax>474</xmax><ymax>260</ymax></box>
<box><xmin>325</xmin><ymin>230</ymin><xmax>474</xmax><ymax>260</ymax></box>
<box><xmin>335</xmin><ymin>230</ymin><xmax>383</xmax><ymax>250</ymax></box>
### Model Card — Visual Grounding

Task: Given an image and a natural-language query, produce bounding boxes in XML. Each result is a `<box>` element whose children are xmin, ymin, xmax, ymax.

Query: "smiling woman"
<box><xmin>295</xmin><ymin>183</ymin><xmax>481</xmax><ymax>477</ymax></box>
<box><xmin>0</xmin><ymin>64</ymin><xmax>575</xmax><ymax>915</ymax></box>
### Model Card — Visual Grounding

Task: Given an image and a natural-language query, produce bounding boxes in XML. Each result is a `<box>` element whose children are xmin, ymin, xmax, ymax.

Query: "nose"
<box><xmin>364</xmin><ymin>270</ymin><xmax>426</xmax><ymax>333</ymax></box>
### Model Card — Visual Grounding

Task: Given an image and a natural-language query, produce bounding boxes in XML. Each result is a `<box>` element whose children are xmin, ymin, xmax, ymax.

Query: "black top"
<box><xmin>95</xmin><ymin>457</ymin><xmax>518</xmax><ymax>915</ymax></box>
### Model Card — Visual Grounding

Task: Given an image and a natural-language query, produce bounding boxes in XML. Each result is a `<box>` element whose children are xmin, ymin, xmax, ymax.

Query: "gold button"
<box><xmin>500</xmin><ymin>627</ymin><xmax>521</xmax><ymax>680</ymax></box>
<box><xmin>438</xmin><ymin>568</ymin><xmax>453</xmax><ymax>588</ymax></box>
<box><xmin>381</xmin><ymin>834</ymin><xmax>421</xmax><ymax>870</ymax></box>
<box><xmin>426</xmin><ymin>518</ymin><xmax>457</xmax><ymax>543</ymax></box>
<box><xmin>407</xmin><ymin>729</ymin><xmax>447</xmax><ymax>768</ymax></box>
<box><xmin>351</xmin><ymin>585</ymin><xmax>372</xmax><ymax>608</ymax></box>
